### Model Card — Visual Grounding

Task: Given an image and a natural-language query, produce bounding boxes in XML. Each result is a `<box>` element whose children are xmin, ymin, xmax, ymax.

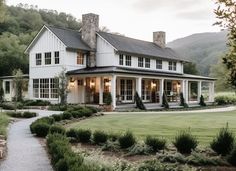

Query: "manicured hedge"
<box><xmin>215</xmin><ymin>95</ymin><xmax>236</xmax><ymax>105</ymax></box>
<box><xmin>6</xmin><ymin>111</ymin><xmax>37</xmax><ymax>118</ymax></box>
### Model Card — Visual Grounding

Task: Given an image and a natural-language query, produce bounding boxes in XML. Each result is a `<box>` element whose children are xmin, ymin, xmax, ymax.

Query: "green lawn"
<box><xmin>67</xmin><ymin>110</ymin><xmax>236</xmax><ymax>146</ymax></box>
<box><xmin>0</xmin><ymin>113</ymin><xmax>10</xmax><ymax>137</ymax></box>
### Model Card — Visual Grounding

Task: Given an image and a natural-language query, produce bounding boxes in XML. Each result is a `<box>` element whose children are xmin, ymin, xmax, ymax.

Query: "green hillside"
<box><xmin>167</xmin><ymin>31</ymin><xmax>228</xmax><ymax>76</ymax></box>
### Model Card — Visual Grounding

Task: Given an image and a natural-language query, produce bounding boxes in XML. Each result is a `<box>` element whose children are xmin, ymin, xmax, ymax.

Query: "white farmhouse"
<box><xmin>1</xmin><ymin>13</ymin><xmax>216</xmax><ymax>110</ymax></box>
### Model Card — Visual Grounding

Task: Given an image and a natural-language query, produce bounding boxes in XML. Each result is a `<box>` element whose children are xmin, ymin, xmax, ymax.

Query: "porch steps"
<box><xmin>145</xmin><ymin>103</ymin><xmax>164</xmax><ymax>110</ymax></box>
<box><xmin>115</xmin><ymin>104</ymin><xmax>136</xmax><ymax>111</ymax></box>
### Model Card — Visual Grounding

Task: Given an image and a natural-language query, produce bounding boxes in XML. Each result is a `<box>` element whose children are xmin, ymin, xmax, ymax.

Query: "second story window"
<box><xmin>36</xmin><ymin>53</ymin><xmax>42</xmax><ymax>66</ymax></box>
<box><xmin>119</xmin><ymin>54</ymin><xmax>124</xmax><ymax>65</ymax></box>
<box><xmin>45</xmin><ymin>52</ymin><xmax>51</xmax><ymax>65</ymax></box>
<box><xmin>145</xmin><ymin>58</ymin><xmax>150</xmax><ymax>68</ymax></box>
<box><xmin>138</xmin><ymin>57</ymin><xmax>143</xmax><ymax>67</ymax></box>
<box><xmin>156</xmin><ymin>59</ymin><xmax>162</xmax><ymax>69</ymax></box>
<box><xmin>125</xmin><ymin>55</ymin><xmax>131</xmax><ymax>66</ymax></box>
<box><xmin>168</xmin><ymin>61</ymin><xmax>177</xmax><ymax>71</ymax></box>
<box><xmin>54</xmin><ymin>51</ymin><xmax>60</xmax><ymax>64</ymax></box>
<box><xmin>77</xmin><ymin>52</ymin><xmax>84</xmax><ymax>65</ymax></box>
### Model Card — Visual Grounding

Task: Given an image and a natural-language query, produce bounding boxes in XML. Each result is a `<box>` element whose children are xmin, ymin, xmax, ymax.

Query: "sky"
<box><xmin>6</xmin><ymin>0</ymin><xmax>221</xmax><ymax>42</ymax></box>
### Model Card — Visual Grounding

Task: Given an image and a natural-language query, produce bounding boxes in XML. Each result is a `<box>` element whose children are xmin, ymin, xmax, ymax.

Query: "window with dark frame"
<box><xmin>125</xmin><ymin>55</ymin><xmax>131</xmax><ymax>66</ymax></box>
<box><xmin>119</xmin><ymin>54</ymin><xmax>124</xmax><ymax>65</ymax></box>
<box><xmin>156</xmin><ymin>59</ymin><xmax>162</xmax><ymax>69</ymax></box>
<box><xmin>54</xmin><ymin>51</ymin><xmax>60</xmax><ymax>64</ymax></box>
<box><xmin>138</xmin><ymin>57</ymin><xmax>144</xmax><ymax>67</ymax></box>
<box><xmin>45</xmin><ymin>52</ymin><xmax>51</xmax><ymax>65</ymax></box>
<box><xmin>36</xmin><ymin>53</ymin><xmax>42</xmax><ymax>65</ymax></box>
<box><xmin>77</xmin><ymin>52</ymin><xmax>84</xmax><ymax>65</ymax></box>
<box><xmin>5</xmin><ymin>81</ymin><xmax>10</xmax><ymax>94</ymax></box>
<box><xmin>145</xmin><ymin>58</ymin><xmax>150</xmax><ymax>68</ymax></box>
<box><xmin>168</xmin><ymin>61</ymin><xmax>177</xmax><ymax>71</ymax></box>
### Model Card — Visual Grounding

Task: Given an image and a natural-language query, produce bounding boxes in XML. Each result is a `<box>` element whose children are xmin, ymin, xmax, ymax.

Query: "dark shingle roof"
<box><xmin>98</xmin><ymin>32</ymin><xmax>186</xmax><ymax>61</ymax></box>
<box><xmin>47</xmin><ymin>26</ymin><xmax>91</xmax><ymax>51</ymax></box>
<box><xmin>67</xmin><ymin>66</ymin><xmax>216</xmax><ymax>81</ymax></box>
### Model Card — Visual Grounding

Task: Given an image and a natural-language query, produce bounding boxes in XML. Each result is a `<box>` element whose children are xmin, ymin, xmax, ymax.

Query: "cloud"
<box><xmin>176</xmin><ymin>8</ymin><xmax>214</xmax><ymax>20</ymax></box>
<box><xmin>132</xmin><ymin>0</ymin><xmax>206</xmax><ymax>13</ymax></box>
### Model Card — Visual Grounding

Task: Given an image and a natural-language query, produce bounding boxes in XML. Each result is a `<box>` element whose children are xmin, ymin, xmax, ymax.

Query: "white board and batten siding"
<box><xmin>96</xmin><ymin>36</ymin><xmax>183</xmax><ymax>74</ymax></box>
<box><xmin>28</xmin><ymin>27</ymin><xmax>86</xmax><ymax>103</ymax></box>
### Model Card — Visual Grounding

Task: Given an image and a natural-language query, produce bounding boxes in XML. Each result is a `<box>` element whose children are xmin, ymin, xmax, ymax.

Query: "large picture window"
<box><xmin>125</xmin><ymin>55</ymin><xmax>131</xmax><ymax>66</ymax></box>
<box><xmin>33</xmin><ymin>78</ymin><xmax>58</xmax><ymax>99</ymax></box>
<box><xmin>77</xmin><ymin>52</ymin><xmax>84</xmax><ymax>65</ymax></box>
<box><xmin>138</xmin><ymin>57</ymin><xmax>143</xmax><ymax>67</ymax></box>
<box><xmin>45</xmin><ymin>52</ymin><xmax>51</xmax><ymax>65</ymax></box>
<box><xmin>36</xmin><ymin>53</ymin><xmax>42</xmax><ymax>65</ymax></box>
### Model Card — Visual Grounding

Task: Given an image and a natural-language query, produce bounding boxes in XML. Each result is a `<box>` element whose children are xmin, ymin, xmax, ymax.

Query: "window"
<box><xmin>36</xmin><ymin>53</ymin><xmax>42</xmax><ymax>65</ymax></box>
<box><xmin>77</xmin><ymin>52</ymin><xmax>84</xmax><ymax>65</ymax></box>
<box><xmin>156</xmin><ymin>60</ymin><xmax>162</xmax><ymax>69</ymax></box>
<box><xmin>33</xmin><ymin>78</ymin><xmax>59</xmax><ymax>99</ymax></box>
<box><xmin>138</xmin><ymin>57</ymin><xmax>144</xmax><ymax>67</ymax></box>
<box><xmin>5</xmin><ymin>81</ymin><xmax>10</xmax><ymax>94</ymax></box>
<box><xmin>40</xmin><ymin>79</ymin><xmax>49</xmax><ymax>98</ymax></box>
<box><xmin>168</xmin><ymin>61</ymin><xmax>177</xmax><ymax>71</ymax></box>
<box><xmin>54</xmin><ymin>51</ymin><xmax>60</xmax><ymax>64</ymax></box>
<box><xmin>145</xmin><ymin>58</ymin><xmax>150</xmax><ymax>68</ymax></box>
<box><xmin>45</xmin><ymin>52</ymin><xmax>51</xmax><ymax>65</ymax></box>
<box><xmin>50</xmin><ymin>78</ymin><xmax>59</xmax><ymax>98</ymax></box>
<box><xmin>33</xmin><ymin>79</ymin><xmax>39</xmax><ymax>98</ymax></box>
<box><xmin>119</xmin><ymin>54</ymin><xmax>124</xmax><ymax>65</ymax></box>
<box><xmin>125</xmin><ymin>55</ymin><xmax>131</xmax><ymax>66</ymax></box>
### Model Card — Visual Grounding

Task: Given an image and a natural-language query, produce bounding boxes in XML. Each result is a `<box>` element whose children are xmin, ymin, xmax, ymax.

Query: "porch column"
<box><xmin>111</xmin><ymin>75</ymin><xmax>116</xmax><ymax>109</ymax></box>
<box><xmin>159</xmin><ymin>79</ymin><xmax>164</xmax><ymax>104</ymax></box>
<box><xmin>185</xmin><ymin>80</ymin><xmax>189</xmax><ymax>103</ymax></box>
<box><xmin>99</xmin><ymin>77</ymin><xmax>104</xmax><ymax>105</ymax></box>
<box><xmin>136</xmin><ymin>77</ymin><xmax>142</xmax><ymax>96</ymax></box>
<box><xmin>198</xmin><ymin>81</ymin><xmax>202</xmax><ymax>102</ymax></box>
<box><xmin>209</xmin><ymin>81</ymin><xmax>215</xmax><ymax>102</ymax></box>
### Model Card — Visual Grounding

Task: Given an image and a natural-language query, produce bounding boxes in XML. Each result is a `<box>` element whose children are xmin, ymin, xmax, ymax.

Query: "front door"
<box><xmin>120</xmin><ymin>79</ymin><xmax>134</xmax><ymax>102</ymax></box>
<box><xmin>142</xmin><ymin>79</ymin><xmax>151</xmax><ymax>102</ymax></box>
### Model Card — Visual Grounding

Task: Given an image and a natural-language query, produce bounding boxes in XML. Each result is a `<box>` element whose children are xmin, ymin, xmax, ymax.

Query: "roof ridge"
<box><xmin>46</xmin><ymin>25</ymin><xmax>81</xmax><ymax>33</ymax></box>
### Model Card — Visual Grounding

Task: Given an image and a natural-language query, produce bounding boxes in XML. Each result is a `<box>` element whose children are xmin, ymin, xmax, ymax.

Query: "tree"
<box><xmin>12</xmin><ymin>69</ymin><xmax>27</xmax><ymax>101</ymax></box>
<box><xmin>184</xmin><ymin>63</ymin><xmax>199</xmax><ymax>75</ymax></box>
<box><xmin>55</xmin><ymin>68</ymin><xmax>69</xmax><ymax>105</ymax></box>
<box><xmin>214</xmin><ymin>0</ymin><xmax>236</xmax><ymax>90</ymax></box>
<box><xmin>0</xmin><ymin>0</ymin><xmax>6</xmax><ymax>23</ymax></box>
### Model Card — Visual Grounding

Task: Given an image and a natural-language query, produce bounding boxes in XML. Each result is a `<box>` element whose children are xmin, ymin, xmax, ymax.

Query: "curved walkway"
<box><xmin>0</xmin><ymin>110</ymin><xmax>61</xmax><ymax>171</ymax></box>
<box><xmin>106</xmin><ymin>106</ymin><xmax>236</xmax><ymax>115</ymax></box>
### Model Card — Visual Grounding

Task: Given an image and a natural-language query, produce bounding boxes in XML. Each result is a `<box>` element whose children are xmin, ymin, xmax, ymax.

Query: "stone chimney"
<box><xmin>153</xmin><ymin>31</ymin><xmax>166</xmax><ymax>48</ymax></box>
<box><xmin>82</xmin><ymin>13</ymin><xmax>99</xmax><ymax>67</ymax></box>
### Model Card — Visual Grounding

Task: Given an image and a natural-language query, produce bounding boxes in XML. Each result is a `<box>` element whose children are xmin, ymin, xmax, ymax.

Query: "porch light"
<box><xmin>90</xmin><ymin>80</ymin><xmax>95</xmax><ymax>88</ymax></box>
<box><xmin>105</xmin><ymin>79</ymin><xmax>111</xmax><ymax>87</ymax></box>
<box><xmin>70</xmin><ymin>77</ymin><xmax>75</xmax><ymax>83</ymax></box>
<box><xmin>151</xmin><ymin>81</ymin><xmax>156</xmax><ymax>89</ymax></box>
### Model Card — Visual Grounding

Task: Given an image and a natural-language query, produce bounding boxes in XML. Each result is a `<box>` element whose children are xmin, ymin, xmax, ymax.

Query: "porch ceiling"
<box><xmin>66</xmin><ymin>66</ymin><xmax>216</xmax><ymax>81</ymax></box>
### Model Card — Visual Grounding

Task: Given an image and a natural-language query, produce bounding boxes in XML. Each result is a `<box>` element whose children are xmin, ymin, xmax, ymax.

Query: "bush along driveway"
<box><xmin>0</xmin><ymin>109</ymin><xmax>61</xmax><ymax>171</ymax></box>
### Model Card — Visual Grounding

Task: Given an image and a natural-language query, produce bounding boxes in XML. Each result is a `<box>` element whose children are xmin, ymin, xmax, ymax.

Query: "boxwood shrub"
<box><xmin>33</xmin><ymin>122</ymin><xmax>51</xmax><ymax>137</ymax></box>
<box><xmin>77</xmin><ymin>129</ymin><xmax>91</xmax><ymax>143</ymax></box>
<box><xmin>227</xmin><ymin>145</ymin><xmax>236</xmax><ymax>166</ymax></box>
<box><xmin>118</xmin><ymin>131</ymin><xmax>136</xmax><ymax>149</ymax></box>
<box><xmin>93</xmin><ymin>130</ymin><xmax>108</xmax><ymax>144</ymax></box>
<box><xmin>6</xmin><ymin>111</ymin><xmax>37</xmax><ymax>118</ymax></box>
<box><xmin>51</xmin><ymin>114</ymin><xmax>62</xmax><ymax>121</ymax></box>
<box><xmin>215</xmin><ymin>95</ymin><xmax>236</xmax><ymax>105</ymax></box>
<box><xmin>49</xmin><ymin>125</ymin><xmax>66</xmax><ymax>135</ymax></box>
<box><xmin>173</xmin><ymin>130</ymin><xmax>198</xmax><ymax>154</ymax></box>
<box><xmin>62</xmin><ymin>111</ymin><xmax>72</xmax><ymax>120</ymax></box>
<box><xmin>30</xmin><ymin>116</ymin><xmax>55</xmax><ymax>134</ymax></box>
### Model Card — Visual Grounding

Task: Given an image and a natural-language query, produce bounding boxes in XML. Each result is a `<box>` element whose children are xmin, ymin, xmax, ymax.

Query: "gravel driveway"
<box><xmin>0</xmin><ymin>110</ymin><xmax>61</xmax><ymax>171</ymax></box>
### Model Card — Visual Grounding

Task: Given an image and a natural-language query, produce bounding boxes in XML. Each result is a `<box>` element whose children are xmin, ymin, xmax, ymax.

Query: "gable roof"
<box><xmin>25</xmin><ymin>25</ymin><xmax>91</xmax><ymax>53</ymax></box>
<box><xmin>97</xmin><ymin>32</ymin><xmax>186</xmax><ymax>62</ymax></box>
<box><xmin>47</xmin><ymin>26</ymin><xmax>91</xmax><ymax>51</ymax></box>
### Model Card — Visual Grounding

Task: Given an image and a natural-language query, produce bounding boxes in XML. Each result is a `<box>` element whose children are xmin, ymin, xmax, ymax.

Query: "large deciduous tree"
<box><xmin>214</xmin><ymin>0</ymin><xmax>236</xmax><ymax>90</ymax></box>
<box><xmin>0</xmin><ymin>0</ymin><xmax>6</xmax><ymax>23</ymax></box>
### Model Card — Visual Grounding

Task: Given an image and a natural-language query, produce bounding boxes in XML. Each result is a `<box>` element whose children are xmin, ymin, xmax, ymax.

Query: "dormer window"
<box><xmin>125</xmin><ymin>55</ymin><xmax>131</xmax><ymax>66</ymax></box>
<box><xmin>77</xmin><ymin>52</ymin><xmax>84</xmax><ymax>65</ymax></box>
<box><xmin>168</xmin><ymin>61</ymin><xmax>177</xmax><ymax>71</ymax></box>
<box><xmin>145</xmin><ymin>58</ymin><xmax>150</xmax><ymax>68</ymax></box>
<box><xmin>156</xmin><ymin>60</ymin><xmax>162</xmax><ymax>69</ymax></box>
<box><xmin>138</xmin><ymin>57</ymin><xmax>144</xmax><ymax>67</ymax></box>
<box><xmin>119</xmin><ymin>54</ymin><xmax>124</xmax><ymax>65</ymax></box>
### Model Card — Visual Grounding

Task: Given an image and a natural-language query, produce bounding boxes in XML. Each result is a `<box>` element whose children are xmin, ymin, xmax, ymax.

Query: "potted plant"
<box><xmin>103</xmin><ymin>92</ymin><xmax>113</xmax><ymax>111</ymax></box>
